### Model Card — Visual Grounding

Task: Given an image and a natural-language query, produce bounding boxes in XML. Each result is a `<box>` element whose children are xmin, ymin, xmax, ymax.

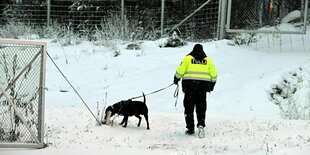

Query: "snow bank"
<box><xmin>281</xmin><ymin>10</ymin><xmax>301</xmax><ymax>23</ymax></box>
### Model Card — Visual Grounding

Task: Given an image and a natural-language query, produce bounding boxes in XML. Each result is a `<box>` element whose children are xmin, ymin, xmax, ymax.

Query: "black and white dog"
<box><xmin>102</xmin><ymin>93</ymin><xmax>150</xmax><ymax>130</ymax></box>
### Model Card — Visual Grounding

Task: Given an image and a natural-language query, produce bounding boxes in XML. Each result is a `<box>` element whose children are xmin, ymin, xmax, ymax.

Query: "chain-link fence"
<box><xmin>0</xmin><ymin>39</ymin><xmax>46</xmax><ymax>148</ymax></box>
<box><xmin>226</xmin><ymin>0</ymin><xmax>309</xmax><ymax>34</ymax></box>
<box><xmin>0</xmin><ymin>0</ymin><xmax>308</xmax><ymax>39</ymax></box>
<box><xmin>0</xmin><ymin>0</ymin><xmax>222</xmax><ymax>40</ymax></box>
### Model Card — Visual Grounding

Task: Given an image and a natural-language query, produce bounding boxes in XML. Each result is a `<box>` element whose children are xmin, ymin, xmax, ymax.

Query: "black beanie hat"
<box><xmin>188</xmin><ymin>44</ymin><xmax>207</xmax><ymax>60</ymax></box>
<box><xmin>193</xmin><ymin>44</ymin><xmax>203</xmax><ymax>52</ymax></box>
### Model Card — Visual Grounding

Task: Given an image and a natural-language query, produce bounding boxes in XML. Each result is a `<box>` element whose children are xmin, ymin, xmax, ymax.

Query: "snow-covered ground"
<box><xmin>1</xmin><ymin>31</ymin><xmax>310</xmax><ymax>154</ymax></box>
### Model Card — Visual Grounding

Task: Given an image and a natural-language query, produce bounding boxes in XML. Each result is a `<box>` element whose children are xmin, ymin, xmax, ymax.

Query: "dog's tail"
<box><xmin>142</xmin><ymin>92</ymin><xmax>146</xmax><ymax>104</ymax></box>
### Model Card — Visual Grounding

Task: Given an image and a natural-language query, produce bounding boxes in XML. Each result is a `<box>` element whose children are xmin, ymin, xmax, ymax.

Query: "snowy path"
<box><xmin>3</xmin><ymin>106</ymin><xmax>309</xmax><ymax>155</ymax></box>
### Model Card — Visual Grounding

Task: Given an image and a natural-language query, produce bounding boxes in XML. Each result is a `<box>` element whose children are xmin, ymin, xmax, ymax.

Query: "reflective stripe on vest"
<box><xmin>182</xmin><ymin>77</ymin><xmax>212</xmax><ymax>81</ymax></box>
<box><xmin>175</xmin><ymin>55</ymin><xmax>217</xmax><ymax>82</ymax></box>
<box><xmin>185</xmin><ymin>71</ymin><xmax>210</xmax><ymax>76</ymax></box>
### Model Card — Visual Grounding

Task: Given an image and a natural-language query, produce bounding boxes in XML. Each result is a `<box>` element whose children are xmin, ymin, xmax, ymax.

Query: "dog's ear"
<box><xmin>106</xmin><ymin>106</ymin><xmax>114</xmax><ymax>112</ymax></box>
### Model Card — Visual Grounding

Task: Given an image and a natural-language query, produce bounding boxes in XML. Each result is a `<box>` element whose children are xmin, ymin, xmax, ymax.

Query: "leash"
<box><xmin>173</xmin><ymin>84</ymin><xmax>179</xmax><ymax>107</ymax></box>
<box><xmin>130</xmin><ymin>83</ymin><xmax>174</xmax><ymax>100</ymax></box>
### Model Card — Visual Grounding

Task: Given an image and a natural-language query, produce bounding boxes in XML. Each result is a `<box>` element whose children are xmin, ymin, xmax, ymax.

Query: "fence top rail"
<box><xmin>0</xmin><ymin>38</ymin><xmax>46</xmax><ymax>46</ymax></box>
<box><xmin>226</xmin><ymin>29</ymin><xmax>307</xmax><ymax>35</ymax></box>
<box><xmin>0</xmin><ymin>142</ymin><xmax>44</xmax><ymax>149</ymax></box>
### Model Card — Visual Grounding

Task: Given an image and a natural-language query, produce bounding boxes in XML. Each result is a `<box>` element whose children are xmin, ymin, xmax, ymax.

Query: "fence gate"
<box><xmin>226</xmin><ymin>0</ymin><xmax>309</xmax><ymax>34</ymax></box>
<box><xmin>0</xmin><ymin>39</ymin><xmax>46</xmax><ymax>148</ymax></box>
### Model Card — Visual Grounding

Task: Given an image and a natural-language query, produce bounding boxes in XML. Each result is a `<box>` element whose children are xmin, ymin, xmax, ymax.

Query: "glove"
<box><xmin>210</xmin><ymin>82</ymin><xmax>216</xmax><ymax>92</ymax></box>
<box><xmin>173</xmin><ymin>76</ymin><xmax>180</xmax><ymax>85</ymax></box>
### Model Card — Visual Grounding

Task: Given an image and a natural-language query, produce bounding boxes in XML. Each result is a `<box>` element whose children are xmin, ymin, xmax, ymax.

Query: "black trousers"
<box><xmin>183</xmin><ymin>92</ymin><xmax>207</xmax><ymax>130</ymax></box>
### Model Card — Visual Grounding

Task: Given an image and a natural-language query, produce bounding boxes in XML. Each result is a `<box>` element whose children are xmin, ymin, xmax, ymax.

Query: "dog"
<box><xmin>102</xmin><ymin>93</ymin><xmax>150</xmax><ymax>130</ymax></box>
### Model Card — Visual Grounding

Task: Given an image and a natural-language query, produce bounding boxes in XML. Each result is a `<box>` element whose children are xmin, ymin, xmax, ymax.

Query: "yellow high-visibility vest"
<box><xmin>175</xmin><ymin>55</ymin><xmax>217</xmax><ymax>82</ymax></box>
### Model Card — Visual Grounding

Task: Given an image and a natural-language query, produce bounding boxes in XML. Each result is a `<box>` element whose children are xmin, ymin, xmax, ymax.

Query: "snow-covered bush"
<box><xmin>125</xmin><ymin>32</ymin><xmax>145</xmax><ymax>56</ymax></box>
<box><xmin>92</xmin><ymin>12</ymin><xmax>124</xmax><ymax>57</ymax></box>
<box><xmin>281</xmin><ymin>10</ymin><xmax>301</xmax><ymax>24</ymax></box>
<box><xmin>268</xmin><ymin>67</ymin><xmax>310</xmax><ymax>120</ymax></box>
<box><xmin>126</xmin><ymin>42</ymin><xmax>142</xmax><ymax>50</ymax></box>
<box><xmin>232</xmin><ymin>33</ymin><xmax>258</xmax><ymax>46</ymax></box>
<box><xmin>159</xmin><ymin>31</ymin><xmax>187</xmax><ymax>48</ymax></box>
<box><xmin>0</xmin><ymin>21</ymin><xmax>41</xmax><ymax>39</ymax></box>
<box><xmin>43</xmin><ymin>22</ymin><xmax>80</xmax><ymax>46</ymax></box>
<box><xmin>126</xmin><ymin>32</ymin><xmax>143</xmax><ymax>50</ymax></box>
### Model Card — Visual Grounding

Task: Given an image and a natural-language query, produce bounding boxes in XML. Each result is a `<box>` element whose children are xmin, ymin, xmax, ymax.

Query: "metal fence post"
<box><xmin>303</xmin><ymin>0</ymin><xmax>309</xmax><ymax>34</ymax></box>
<box><xmin>38</xmin><ymin>43</ymin><xmax>47</xmax><ymax>146</ymax></box>
<box><xmin>161</xmin><ymin>0</ymin><xmax>165</xmax><ymax>38</ymax></box>
<box><xmin>47</xmin><ymin>0</ymin><xmax>51</xmax><ymax>26</ymax></box>
<box><xmin>219</xmin><ymin>0</ymin><xmax>228</xmax><ymax>40</ymax></box>
<box><xmin>226</xmin><ymin>0</ymin><xmax>232</xmax><ymax>33</ymax></box>
<box><xmin>121</xmin><ymin>0</ymin><xmax>125</xmax><ymax>39</ymax></box>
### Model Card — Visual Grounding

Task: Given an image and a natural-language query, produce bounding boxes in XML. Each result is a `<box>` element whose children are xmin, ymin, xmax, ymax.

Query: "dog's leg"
<box><xmin>111</xmin><ymin>114</ymin><xmax>119</xmax><ymax>126</ymax></box>
<box><xmin>144</xmin><ymin>114</ymin><xmax>150</xmax><ymax>130</ymax></box>
<box><xmin>119</xmin><ymin>116</ymin><xmax>125</xmax><ymax>125</ymax></box>
<box><xmin>135</xmin><ymin>115</ymin><xmax>142</xmax><ymax>127</ymax></box>
<box><xmin>122</xmin><ymin>116</ymin><xmax>129</xmax><ymax>128</ymax></box>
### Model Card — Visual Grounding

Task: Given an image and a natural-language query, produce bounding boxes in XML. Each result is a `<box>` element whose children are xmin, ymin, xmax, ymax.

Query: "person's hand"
<box><xmin>173</xmin><ymin>76</ymin><xmax>180</xmax><ymax>85</ymax></box>
<box><xmin>210</xmin><ymin>82</ymin><xmax>216</xmax><ymax>91</ymax></box>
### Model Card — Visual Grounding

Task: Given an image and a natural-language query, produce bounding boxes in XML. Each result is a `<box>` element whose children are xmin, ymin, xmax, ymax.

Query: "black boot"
<box><xmin>185</xmin><ymin>128</ymin><xmax>195</xmax><ymax>135</ymax></box>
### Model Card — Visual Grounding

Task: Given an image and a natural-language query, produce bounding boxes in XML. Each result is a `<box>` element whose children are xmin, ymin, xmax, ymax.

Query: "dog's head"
<box><xmin>102</xmin><ymin>106</ymin><xmax>114</xmax><ymax>125</ymax></box>
<box><xmin>102</xmin><ymin>100</ymin><xmax>131</xmax><ymax>124</ymax></box>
